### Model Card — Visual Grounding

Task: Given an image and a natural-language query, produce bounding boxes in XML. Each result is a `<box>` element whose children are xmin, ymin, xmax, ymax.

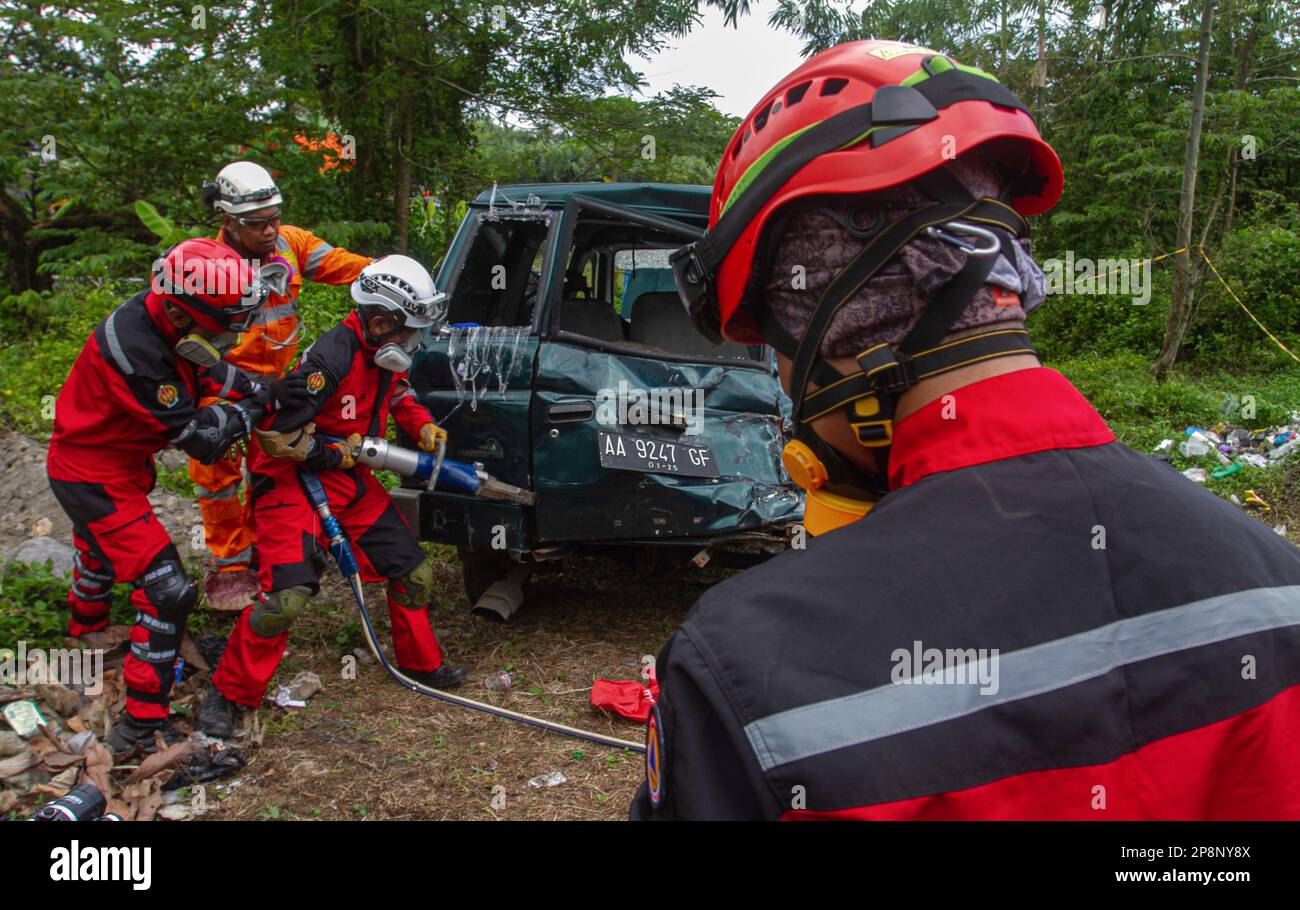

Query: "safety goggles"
<box><xmin>234</xmin><ymin>210</ymin><xmax>282</xmax><ymax>231</ymax></box>
<box><xmin>359</xmin><ymin>273</ymin><xmax>448</xmax><ymax>324</ymax></box>
<box><xmin>227</xmin><ymin>277</ymin><xmax>270</xmax><ymax>331</ymax></box>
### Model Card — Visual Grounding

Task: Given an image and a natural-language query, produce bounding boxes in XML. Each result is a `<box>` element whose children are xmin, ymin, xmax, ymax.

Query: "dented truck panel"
<box><xmin>408</xmin><ymin>182</ymin><xmax>803</xmax><ymax>554</ymax></box>
<box><xmin>531</xmin><ymin>341</ymin><xmax>800</xmax><ymax>542</ymax></box>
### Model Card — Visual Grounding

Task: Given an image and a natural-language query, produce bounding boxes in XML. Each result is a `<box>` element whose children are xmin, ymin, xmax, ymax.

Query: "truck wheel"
<box><xmin>459</xmin><ymin>548</ymin><xmax>510</xmax><ymax>605</ymax></box>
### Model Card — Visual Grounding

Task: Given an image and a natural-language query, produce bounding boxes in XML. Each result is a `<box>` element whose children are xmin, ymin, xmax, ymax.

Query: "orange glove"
<box><xmin>418</xmin><ymin>423</ymin><xmax>447</xmax><ymax>452</ymax></box>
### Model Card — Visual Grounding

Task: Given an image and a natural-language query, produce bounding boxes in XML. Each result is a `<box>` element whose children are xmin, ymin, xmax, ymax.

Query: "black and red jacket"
<box><xmin>263</xmin><ymin>310</ymin><xmax>434</xmax><ymax>458</ymax></box>
<box><xmin>48</xmin><ymin>291</ymin><xmax>260</xmax><ymax>481</ymax></box>
<box><xmin>631</xmin><ymin>367</ymin><xmax>1300</xmax><ymax>820</ymax></box>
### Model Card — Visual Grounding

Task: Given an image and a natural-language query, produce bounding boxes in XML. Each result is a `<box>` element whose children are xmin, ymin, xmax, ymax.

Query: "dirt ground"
<box><xmin>1</xmin><ymin>430</ymin><xmax>700</xmax><ymax>820</ymax></box>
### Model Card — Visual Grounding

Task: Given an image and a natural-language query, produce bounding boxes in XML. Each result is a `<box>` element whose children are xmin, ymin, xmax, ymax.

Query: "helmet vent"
<box><xmin>820</xmin><ymin>77</ymin><xmax>848</xmax><ymax>96</ymax></box>
<box><xmin>785</xmin><ymin>81</ymin><xmax>812</xmax><ymax>107</ymax></box>
<box><xmin>753</xmin><ymin>100</ymin><xmax>774</xmax><ymax>132</ymax></box>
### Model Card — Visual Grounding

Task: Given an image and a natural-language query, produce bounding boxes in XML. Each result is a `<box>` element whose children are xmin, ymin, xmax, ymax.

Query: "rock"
<box><xmin>29</xmin><ymin>517</ymin><xmax>52</xmax><ymax>538</ymax></box>
<box><xmin>287</xmin><ymin>671</ymin><xmax>322</xmax><ymax>701</ymax></box>
<box><xmin>0</xmin><ymin>731</ymin><xmax>26</xmax><ymax>758</ymax></box>
<box><xmin>11</xmin><ymin>537</ymin><xmax>75</xmax><ymax>578</ymax></box>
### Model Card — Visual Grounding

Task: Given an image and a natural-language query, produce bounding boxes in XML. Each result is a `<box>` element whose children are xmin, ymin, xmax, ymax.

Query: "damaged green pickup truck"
<box><xmin>391</xmin><ymin>182</ymin><xmax>802</xmax><ymax>619</ymax></box>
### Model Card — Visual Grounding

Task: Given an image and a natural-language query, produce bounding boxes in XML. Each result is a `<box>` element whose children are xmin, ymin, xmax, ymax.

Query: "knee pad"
<box><xmin>389</xmin><ymin>558</ymin><xmax>435</xmax><ymax>610</ymax></box>
<box><xmin>249</xmin><ymin>585</ymin><xmax>311</xmax><ymax>638</ymax></box>
<box><xmin>131</xmin><ymin>548</ymin><xmax>196</xmax><ymax>664</ymax></box>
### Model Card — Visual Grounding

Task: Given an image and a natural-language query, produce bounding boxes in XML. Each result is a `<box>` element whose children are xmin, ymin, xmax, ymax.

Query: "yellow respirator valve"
<box><xmin>782</xmin><ymin>439</ymin><xmax>876</xmax><ymax>536</ymax></box>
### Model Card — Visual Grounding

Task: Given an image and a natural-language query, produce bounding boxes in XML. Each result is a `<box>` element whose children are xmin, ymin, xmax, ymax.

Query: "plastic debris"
<box><xmin>528</xmin><ymin>771</ymin><xmax>567</xmax><ymax>788</ymax></box>
<box><xmin>1243</xmin><ymin>490</ymin><xmax>1271</xmax><ymax>511</ymax></box>
<box><xmin>3</xmin><ymin>701</ymin><xmax>45</xmax><ymax>738</ymax></box>
<box><xmin>1153</xmin><ymin>439</ymin><xmax>1174</xmax><ymax>452</ymax></box>
<box><xmin>1182</xmin><ymin>467</ymin><xmax>1209</xmax><ymax>483</ymax></box>
<box><xmin>482</xmin><ymin>671</ymin><xmax>513</xmax><ymax>692</ymax></box>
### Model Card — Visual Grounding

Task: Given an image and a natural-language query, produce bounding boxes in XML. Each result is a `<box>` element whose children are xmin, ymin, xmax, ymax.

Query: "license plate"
<box><xmin>597</xmin><ymin>431</ymin><xmax>719</xmax><ymax>478</ymax></box>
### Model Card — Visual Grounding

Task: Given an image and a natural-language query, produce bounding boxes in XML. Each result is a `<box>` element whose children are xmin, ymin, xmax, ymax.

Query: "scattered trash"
<box><xmin>30</xmin><ymin>517</ymin><xmax>53</xmax><ymax>538</ymax></box>
<box><xmin>1171</xmin><ymin>412</ymin><xmax>1300</xmax><ymax>478</ymax></box>
<box><xmin>590</xmin><ymin>663</ymin><xmax>660</xmax><ymax>724</ymax></box>
<box><xmin>1243</xmin><ymin>490</ymin><xmax>1271</xmax><ymax>511</ymax></box>
<box><xmin>287</xmin><ymin>671</ymin><xmax>322</xmax><ymax>701</ymax></box>
<box><xmin>1274</xmin><ymin>524</ymin><xmax>1288</xmax><ymax>536</ymax></box>
<box><xmin>269</xmin><ymin>687</ymin><xmax>307</xmax><ymax>709</ymax></box>
<box><xmin>3</xmin><ymin>700</ymin><xmax>46</xmax><ymax>738</ymax></box>
<box><xmin>528</xmin><ymin>771</ymin><xmax>567</xmax><ymax>788</ymax></box>
<box><xmin>482</xmin><ymin>671</ymin><xmax>513</xmax><ymax>692</ymax></box>
<box><xmin>161</xmin><ymin>748</ymin><xmax>246</xmax><ymax>791</ymax></box>
<box><xmin>1182</xmin><ymin>467</ymin><xmax>1209</xmax><ymax>483</ymax></box>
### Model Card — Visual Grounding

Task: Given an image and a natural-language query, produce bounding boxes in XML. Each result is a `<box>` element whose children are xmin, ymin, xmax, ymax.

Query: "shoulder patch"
<box><xmin>306</xmin><ymin>372</ymin><xmax>326</xmax><ymax>395</ymax></box>
<box><xmin>646</xmin><ymin>703</ymin><xmax>664</xmax><ymax>810</ymax></box>
<box><xmin>157</xmin><ymin>383</ymin><xmax>179</xmax><ymax>408</ymax></box>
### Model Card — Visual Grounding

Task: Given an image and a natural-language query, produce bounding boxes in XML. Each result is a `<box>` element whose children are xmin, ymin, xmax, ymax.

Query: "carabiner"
<box><xmin>925</xmin><ymin>220</ymin><xmax>1002</xmax><ymax>258</ymax></box>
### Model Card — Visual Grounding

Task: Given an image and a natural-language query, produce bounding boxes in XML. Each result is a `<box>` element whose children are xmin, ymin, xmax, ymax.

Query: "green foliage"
<box><xmin>0</xmin><ymin>281</ymin><xmax>121</xmax><ymax>435</ymax></box>
<box><xmin>134</xmin><ymin>201</ymin><xmax>203</xmax><ymax>248</ymax></box>
<box><xmin>0</xmin><ymin>559</ymin><xmax>134</xmax><ymax>649</ymax></box>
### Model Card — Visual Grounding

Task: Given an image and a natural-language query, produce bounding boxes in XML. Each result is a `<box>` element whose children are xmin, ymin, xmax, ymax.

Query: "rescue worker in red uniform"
<box><xmin>192</xmin><ymin>161</ymin><xmax>372</xmax><ymax>612</ymax></box>
<box><xmin>47</xmin><ymin>239</ymin><xmax>309</xmax><ymax>755</ymax></box>
<box><xmin>632</xmin><ymin>40</ymin><xmax>1300</xmax><ymax>819</ymax></box>
<box><xmin>196</xmin><ymin>255</ymin><xmax>467</xmax><ymax>736</ymax></box>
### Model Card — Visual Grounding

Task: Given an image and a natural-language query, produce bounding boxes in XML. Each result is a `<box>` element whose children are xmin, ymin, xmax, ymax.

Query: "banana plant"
<box><xmin>134</xmin><ymin>200</ymin><xmax>204</xmax><ymax>248</ymax></box>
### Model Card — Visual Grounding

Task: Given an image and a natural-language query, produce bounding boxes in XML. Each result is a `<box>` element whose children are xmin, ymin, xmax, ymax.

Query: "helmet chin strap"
<box><xmin>765</xmin><ymin>178</ymin><xmax>1036</xmax><ymax>536</ymax></box>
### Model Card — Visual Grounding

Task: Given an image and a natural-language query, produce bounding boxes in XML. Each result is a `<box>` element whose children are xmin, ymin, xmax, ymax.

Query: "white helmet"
<box><xmin>205</xmin><ymin>161</ymin><xmax>283</xmax><ymax>215</ymax></box>
<box><xmin>350</xmin><ymin>254</ymin><xmax>447</xmax><ymax>329</ymax></box>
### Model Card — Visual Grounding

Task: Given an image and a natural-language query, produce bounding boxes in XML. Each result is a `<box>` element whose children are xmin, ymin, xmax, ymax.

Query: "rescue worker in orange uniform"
<box><xmin>192</xmin><ymin>161</ymin><xmax>372</xmax><ymax>612</ymax></box>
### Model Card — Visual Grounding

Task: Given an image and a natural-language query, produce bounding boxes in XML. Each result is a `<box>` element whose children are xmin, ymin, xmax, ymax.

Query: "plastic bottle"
<box><xmin>483</xmin><ymin>671</ymin><xmax>513</xmax><ymax>692</ymax></box>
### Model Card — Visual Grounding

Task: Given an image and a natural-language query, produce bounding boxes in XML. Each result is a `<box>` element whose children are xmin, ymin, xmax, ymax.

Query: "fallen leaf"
<box><xmin>127</xmin><ymin>739</ymin><xmax>196</xmax><ymax>783</ymax></box>
<box><xmin>42</xmin><ymin>751</ymin><xmax>82</xmax><ymax>771</ymax></box>
<box><xmin>82</xmin><ymin>741</ymin><xmax>113</xmax><ymax>797</ymax></box>
<box><xmin>0</xmin><ymin>750</ymin><xmax>38</xmax><ymax>780</ymax></box>
<box><xmin>66</xmin><ymin>716</ymin><xmax>87</xmax><ymax>734</ymax></box>
<box><xmin>122</xmin><ymin>779</ymin><xmax>162</xmax><ymax>821</ymax></box>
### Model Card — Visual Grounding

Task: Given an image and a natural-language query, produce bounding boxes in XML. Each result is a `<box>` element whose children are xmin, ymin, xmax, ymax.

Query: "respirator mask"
<box><xmin>373</xmin><ymin>330</ymin><xmax>423</xmax><ymax>373</ymax></box>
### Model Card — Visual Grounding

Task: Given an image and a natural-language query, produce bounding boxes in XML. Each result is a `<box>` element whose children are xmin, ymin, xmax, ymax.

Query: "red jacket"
<box><xmin>633</xmin><ymin>368</ymin><xmax>1300</xmax><ymax>820</ymax></box>
<box><xmin>49</xmin><ymin>291</ymin><xmax>259</xmax><ymax>481</ymax></box>
<box><xmin>260</xmin><ymin>310</ymin><xmax>433</xmax><ymax>449</ymax></box>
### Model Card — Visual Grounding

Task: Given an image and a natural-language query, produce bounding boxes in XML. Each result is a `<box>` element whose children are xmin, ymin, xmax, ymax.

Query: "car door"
<box><xmin>530</xmin><ymin>195</ymin><xmax>800</xmax><ymax>544</ymax></box>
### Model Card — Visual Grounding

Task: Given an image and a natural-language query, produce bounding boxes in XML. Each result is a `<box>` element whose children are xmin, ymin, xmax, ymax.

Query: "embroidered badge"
<box><xmin>156</xmin><ymin>383</ymin><xmax>179</xmax><ymax>408</ymax></box>
<box><xmin>306</xmin><ymin>371</ymin><xmax>326</xmax><ymax>395</ymax></box>
<box><xmin>646</xmin><ymin>703</ymin><xmax>664</xmax><ymax>809</ymax></box>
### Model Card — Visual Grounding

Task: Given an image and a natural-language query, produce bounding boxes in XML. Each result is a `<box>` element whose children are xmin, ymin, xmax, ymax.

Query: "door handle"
<box><xmin>546</xmin><ymin>401</ymin><xmax>595</xmax><ymax>424</ymax></box>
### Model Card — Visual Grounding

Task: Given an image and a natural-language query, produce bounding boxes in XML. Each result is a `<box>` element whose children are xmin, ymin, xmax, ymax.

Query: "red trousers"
<box><xmin>212</xmin><ymin>453</ymin><xmax>444</xmax><ymax>707</ymax></box>
<box><xmin>47</xmin><ymin>447</ymin><xmax>188</xmax><ymax>721</ymax></box>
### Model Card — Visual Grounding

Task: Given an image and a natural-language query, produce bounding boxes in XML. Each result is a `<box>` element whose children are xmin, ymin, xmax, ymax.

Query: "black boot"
<box><xmin>399</xmin><ymin>664</ymin><xmax>467</xmax><ymax>689</ymax></box>
<box><xmin>196</xmin><ymin>685</ymin><xmax>239</xmax><ymax>738</ymax></box>
<box><xmin>106</xmin><ymin>714</ymin><xmax>184</xmax><ymax>758</ymax></box>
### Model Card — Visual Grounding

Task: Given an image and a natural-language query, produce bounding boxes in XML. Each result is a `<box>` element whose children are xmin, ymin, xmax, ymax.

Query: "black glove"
<box><xmin>257</xmin><ymin>374</ymin><xmax>311</xmax><ymax>411</ymax></box>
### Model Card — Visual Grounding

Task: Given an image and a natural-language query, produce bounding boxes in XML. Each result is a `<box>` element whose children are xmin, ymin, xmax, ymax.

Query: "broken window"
<box><xmin>445</xmin><ymin>212</ymin><xmax>554</xmax><ymax>328</ymax></box>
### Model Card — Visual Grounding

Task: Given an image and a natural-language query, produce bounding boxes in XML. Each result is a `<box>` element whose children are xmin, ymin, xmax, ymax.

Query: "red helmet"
<box><xmin>674</xmin><ymin>40</ymin><xmax>1063</xmax><ymax>343</ymax></box>
<box><xmin>150</xmin><ymin>237</ymin><xmax>268</xmax><ymax>334</ymax></box>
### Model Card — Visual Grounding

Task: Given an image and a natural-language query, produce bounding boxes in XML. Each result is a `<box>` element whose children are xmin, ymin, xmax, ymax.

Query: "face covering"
<box><xmin>175</xmin><ymin>331</ymin><xmax>239</xmax><ymax>369</ymax></box>
<box><xmin>373</xmin><ymin>331</ymin><xmax>422</xmax><ymax>372</ymax></box>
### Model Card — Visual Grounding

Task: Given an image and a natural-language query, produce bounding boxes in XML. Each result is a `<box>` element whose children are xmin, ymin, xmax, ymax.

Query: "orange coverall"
<box><xmin>189</xmin><ymin>225</ymin><xmax>371</xmax><ymax>574</ymax></box>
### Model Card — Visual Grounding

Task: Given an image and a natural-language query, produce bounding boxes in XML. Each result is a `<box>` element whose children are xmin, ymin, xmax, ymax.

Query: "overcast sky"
<box><xmin>626</xmin><ymin>3</ymin><xmax>810</xmax><ymax>119</ymax></box>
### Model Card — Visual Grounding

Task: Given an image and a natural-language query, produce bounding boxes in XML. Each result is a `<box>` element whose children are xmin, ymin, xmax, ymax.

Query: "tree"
<box><xmin>1151</xmin><ymin>0</ymin><xmax>1215</xmax><ymax>377</ymax></box>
